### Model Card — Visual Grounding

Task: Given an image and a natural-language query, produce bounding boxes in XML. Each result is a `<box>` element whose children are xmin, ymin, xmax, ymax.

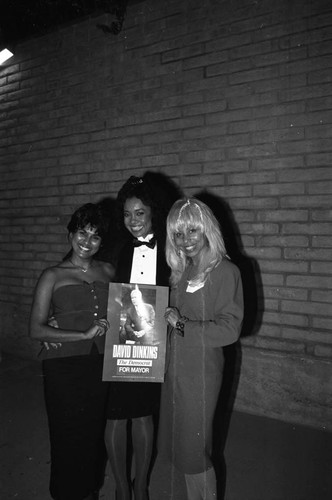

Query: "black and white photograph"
<box><xmin>102</xmin><ymin>282</ymin><xmax>169</xmax><ymax>382</ymax></box>
<box><xmin>1</xmin><ymin>1</ymin><xmax>331</xmax><ymax>500</ymax></box>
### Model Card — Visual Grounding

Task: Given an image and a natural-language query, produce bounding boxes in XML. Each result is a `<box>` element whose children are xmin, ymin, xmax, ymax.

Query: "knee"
<box><xmin>104</xmin><ymin>418</ymin><xmax>126</xmax><ymax>441</ymax></box>
<box><xmin>132</xmin><ymin>415</ymin><xmax>153</xmax><ymax>429</ymax></box>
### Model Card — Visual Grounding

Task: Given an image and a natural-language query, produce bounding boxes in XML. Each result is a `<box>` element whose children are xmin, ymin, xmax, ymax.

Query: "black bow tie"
<box><xmin>133</xmin><ymin>237</ymin><xmax>156</xmax><ymax>249</ymax></box>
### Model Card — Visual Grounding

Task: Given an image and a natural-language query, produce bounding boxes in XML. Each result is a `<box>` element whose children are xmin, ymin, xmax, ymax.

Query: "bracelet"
<box><xmin>175</xmin><ymin>316</ymin><xmax>189</xmax><ymax>336</ymax></box>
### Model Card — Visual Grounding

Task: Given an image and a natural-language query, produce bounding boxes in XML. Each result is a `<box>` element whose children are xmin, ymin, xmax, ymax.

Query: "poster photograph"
<box><xmin>102</xmin><ymin>282</ymin><xmax>169</xmax><ymax>382</ymax></box>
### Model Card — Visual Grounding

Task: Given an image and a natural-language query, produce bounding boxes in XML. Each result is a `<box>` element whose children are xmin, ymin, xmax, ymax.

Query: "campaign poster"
<box><xmin>102</xmin><ymin>282</ymin><xmax>169</xmax><ymax>382</ymax></box>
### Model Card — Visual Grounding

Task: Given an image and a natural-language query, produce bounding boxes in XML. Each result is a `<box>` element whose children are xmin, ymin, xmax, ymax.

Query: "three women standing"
<box><xmin>161</xmin><ymin>198</ymin><xmax>244</xmax><ymax>500</ymax></box>
<box><xmin>29</xmin><ymin>188</ymin><xmax>243</xmax><ymax>500</ymax></box>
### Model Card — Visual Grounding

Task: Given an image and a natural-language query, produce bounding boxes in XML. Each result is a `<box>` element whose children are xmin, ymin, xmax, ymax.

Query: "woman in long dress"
<box><xmin>29</xmin><ymin>203</ymin><xmax>114</xmax><ymax>500</ymax></box>
<box><xmin>161</xmin><ymin>198</ymin><xmax>244</xmax><ymax>500</ymax></box>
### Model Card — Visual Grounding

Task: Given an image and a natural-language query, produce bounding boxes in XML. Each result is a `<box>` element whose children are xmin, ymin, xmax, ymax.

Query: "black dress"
<box><xmin>42</xmin><ymin>282</ymin><xmax>109</xmax><ymax>500</ymax></box>
<box><xmin>106</xmin><ymin>237</ymin><xmax>169</xmax><ymax>419</ymax></box>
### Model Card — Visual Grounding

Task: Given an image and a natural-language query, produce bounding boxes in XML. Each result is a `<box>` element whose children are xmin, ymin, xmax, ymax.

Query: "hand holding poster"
<box><xmin>102</xmin><ymin>282</ymin><xmax>169</xmax><ymax>382</ymax></box>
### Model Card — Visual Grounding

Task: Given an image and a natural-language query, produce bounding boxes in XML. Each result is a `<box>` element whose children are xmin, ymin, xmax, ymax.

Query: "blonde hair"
<box><xmin>166</xmin><ymin>198</ymin><xmax>228</xmax><ymax>286</ymax></box>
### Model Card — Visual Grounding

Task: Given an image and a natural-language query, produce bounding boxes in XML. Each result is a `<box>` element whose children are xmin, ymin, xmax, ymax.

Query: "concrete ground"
<box><xmin>0</xmin><ymin>353</ymin><xmax>331</xmax><ymax>500</ymax></box>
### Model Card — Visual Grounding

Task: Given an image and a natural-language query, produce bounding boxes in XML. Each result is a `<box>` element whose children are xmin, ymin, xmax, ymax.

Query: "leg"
<box><xmin>185</xmin><ymin>468</ymin><xmax>217</xmax><ymax>500</ymax></box>
<box><xmin>105</xmin><ymin>419</ymin><xmax>131</xmax><ymax>500</ymax></box>
<box><xmin>82</xmin><ymin>493</ymin><xmax>99</xmax><ymax>500</ymax></box>
<box><xmin>185</xmin><ymin>474</ymin><xmax>201</xmax><ymax>500</ymax></box>
<box><xmin>43</xmin><ymin>357</ymin><xmax>107</xmax><ymax>500</ymax></box>
<box><xmin>131</xmin><ymin>415</ymin><xmax>154</xmax><ymax>500</ymax></box>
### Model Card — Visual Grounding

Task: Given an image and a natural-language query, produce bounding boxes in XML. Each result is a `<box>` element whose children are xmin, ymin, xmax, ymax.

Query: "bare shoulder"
<box><xmin>38</xmin><ymin>265</ymin><xmax>59</xmax><ymax>282</ymax></box>
<box><xmin>97</xmin><ymin>260</ymin><xmax>115</xmax><ymax>279</ymax></box>
<box><xmin>34</xmin><ymin>264</ymin><xmax>62</xmax><ymax>292</ymax></box>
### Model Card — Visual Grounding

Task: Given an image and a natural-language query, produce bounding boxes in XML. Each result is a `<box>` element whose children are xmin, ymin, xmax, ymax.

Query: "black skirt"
<box><xmin>106</xmin><ymin>380</ymin><xmax>161</xmax><ymax>419</ymax></box>
<box><xmin>42</xmin><ymin>353</ymin><xmax>108</xmax><ymax>500</ymax></box>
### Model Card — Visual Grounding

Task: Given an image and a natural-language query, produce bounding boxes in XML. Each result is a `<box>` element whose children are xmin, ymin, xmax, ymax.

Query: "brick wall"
<box><xmin>1</xmin><ymin>0</ymin><xmax>331</xmax><ymax>428</ymax></box>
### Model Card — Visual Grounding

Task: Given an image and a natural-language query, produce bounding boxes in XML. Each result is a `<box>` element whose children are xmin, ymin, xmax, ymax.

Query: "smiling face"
<box><xmin>70</xmin><ymin>224</ymin><xmax>102</xmax><ymax>260</ymax></box>
<box><xmin>174</xmin><ymin>225</ymin><xmax>207</xmax><ymax>264</ymax></box>
<box><xmin>123</xmin><ymin>197</ymin><xmax>153</xmax><ymax>239</ymax></box>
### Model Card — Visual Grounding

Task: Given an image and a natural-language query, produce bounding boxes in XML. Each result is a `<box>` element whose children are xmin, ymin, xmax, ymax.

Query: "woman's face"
<box><xmin>70</xmin><ymin>224</ymin><xmax>102</xmax><ymax>259</ymax></box>
<box><xmin>123</xmin><ymin>197</ymin><xmax>153</xmax><ymax>238</ymax></box>
<box><xmin>174</xmin><ymin>225</ymin><xmax>207</xmax><ymax>263</ymax></box>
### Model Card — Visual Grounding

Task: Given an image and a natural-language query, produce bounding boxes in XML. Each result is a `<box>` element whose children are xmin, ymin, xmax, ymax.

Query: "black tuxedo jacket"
<box><xmin>115</xmin><ymin>237</ymin><xmax>170</xmax><ymax>287</ymax></box>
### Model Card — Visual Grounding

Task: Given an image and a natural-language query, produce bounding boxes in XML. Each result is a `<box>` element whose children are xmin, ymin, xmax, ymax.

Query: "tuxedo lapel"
<box><xmin>116</xmin><ymin>238</ymin><xmax>170</xmax><ymax>286</ymax></box>
<box><xmin>115</xmin><ymin>242</ymin><xmax>134</xmax><ymax>282</ymax></box>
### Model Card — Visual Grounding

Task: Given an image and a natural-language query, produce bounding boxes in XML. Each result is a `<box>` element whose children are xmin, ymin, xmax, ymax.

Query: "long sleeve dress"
<box><xmin>158</xmin><ymin>259</ymin><xmax>244</xmax><ymax>474</ymax></box>
<box><xmin>41</xmin><ymin>281</ymin><xmax>109</xmax><ymax>500</ymax></box>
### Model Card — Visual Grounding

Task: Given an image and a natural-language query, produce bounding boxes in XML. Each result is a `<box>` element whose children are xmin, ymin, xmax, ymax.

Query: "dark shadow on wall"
<box><xmin>141</xmin><ymin>169</ymin><xmax>184</xmax><ymax>222</ymax></box>
<box><xmin>97</xmin><ymin>195</ymin><xmax>120</xmax><ymax>266</ymax></box>
<box><xmin>195</xmin><ymin>190</ymin><xmax>264</xmax><ymax>500</ymax></box>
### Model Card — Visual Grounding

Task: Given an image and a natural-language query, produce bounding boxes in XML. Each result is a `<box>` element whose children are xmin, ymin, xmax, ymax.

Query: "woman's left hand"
<box><xmin>44</xmin><ymin>316</ymin><xmax>62</xmax><ymax>349</ymax></box>
<box><xmin>94</xmin><ymin>318</ymin><xmax>110</xmax><ymax>336</ymax></box>
<box><xmin>43</xmin><ymin>342</ymin><xmax>62</xmax><ymax>350</ymax></box>
<box><xmin>164</xmin><ymin>307</ymin><xmax>181</xmax><ymax>328</ymax></box>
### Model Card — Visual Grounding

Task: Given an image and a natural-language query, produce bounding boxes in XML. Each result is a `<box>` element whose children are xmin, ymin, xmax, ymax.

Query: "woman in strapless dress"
<box><xmin>29</xmin><ymin>203</ymin><xmax>114</xmax><ymax>500</ymax></box>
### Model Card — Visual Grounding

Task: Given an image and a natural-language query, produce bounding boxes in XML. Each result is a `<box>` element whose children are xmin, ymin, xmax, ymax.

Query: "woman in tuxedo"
<box><xmin>105</xmin><ymin>174</ymin><xmax>170</xmax><ymax>500</ymax></box>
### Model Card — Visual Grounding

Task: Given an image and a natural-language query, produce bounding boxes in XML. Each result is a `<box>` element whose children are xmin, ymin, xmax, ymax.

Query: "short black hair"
<box><xmin>67</xmin><ymin>203</ymin><xmax>108</xmax><ymax>241</ymax></box>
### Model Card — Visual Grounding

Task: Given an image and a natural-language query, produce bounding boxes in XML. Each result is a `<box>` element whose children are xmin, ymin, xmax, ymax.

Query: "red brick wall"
<box><xmin>0</xmin><ymin>0</ymin><xmax>331</xmax><ymax>427</ymax></box>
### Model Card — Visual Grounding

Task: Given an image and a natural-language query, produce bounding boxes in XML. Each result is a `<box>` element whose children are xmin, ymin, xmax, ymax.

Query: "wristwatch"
<box><xmin>175</xmin><ymin>316</ymin><xmax>189</xmax><ymax>336</ymax></box>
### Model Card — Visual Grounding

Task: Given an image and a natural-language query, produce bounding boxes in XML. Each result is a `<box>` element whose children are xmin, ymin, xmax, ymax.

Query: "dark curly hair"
<box><xmin>67</xmin><ymin>203</ymin><xmax>109</xmax><ymax>241</ymax></box>
<box><xmin>116</xmin><ymin>173</ymin><xmax>168</xmax><ymax>240</ymax></box>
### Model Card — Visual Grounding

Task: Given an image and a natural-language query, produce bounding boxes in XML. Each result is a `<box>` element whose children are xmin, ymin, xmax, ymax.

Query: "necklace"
<box><xmin>69</xmin><ymin>259</ymin><xmax>91</xmax><ymax>273</ymax></box>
